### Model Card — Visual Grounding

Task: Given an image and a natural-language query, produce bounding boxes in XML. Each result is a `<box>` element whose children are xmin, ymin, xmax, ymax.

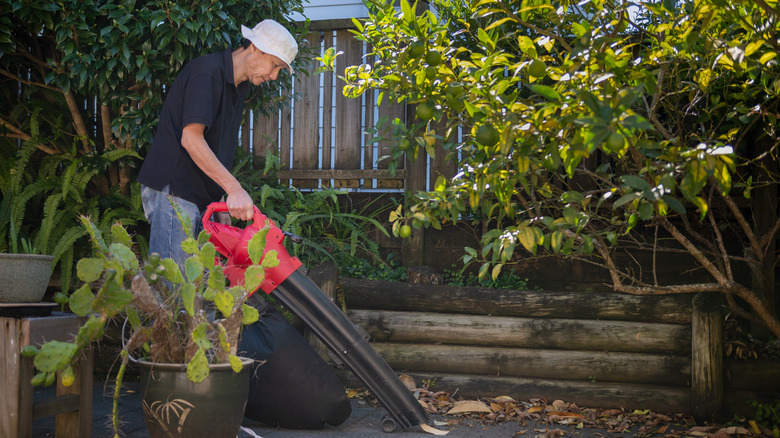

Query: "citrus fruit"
<box><xmin>399</xmin><ymin>225</ymin><xmax>412</xmax><ymax>238</ymax></box>
<box><xmin>528</xmin><ymin>59</ymin><xmax>547</xmax><ymax>78</ymax></box>
<box><xmin>409</xmin><ymin>41</ymin><xmax>425</xmax><ymax>59</ymax></box>
<box><xmin>475</xmin><ymin>124</ymin><xmax>500</xmax><ymax>147</ymax></box>
<box><xmin>425</xmin><ymin>50</ymin><xmax>442</xmax><ymax>66</ymax></box>
<box><xmin>425</xmin><ymin>66</ymin><xmax>436</xmax><ymax>81</ymax></box>
<box><xmin>416</xmin><ymin>101</ymin><xmax>434</xmax><ymax>120</ymax></box>
<box><xmin>605</xmin><ymin>132</ymin><xmax>625</xmax><ymax>151</ymax></box>
<box><xmin>445</xmin><ymin>84</ymin><xmax>463</xmax><ymax>99</ymax></box>
<box><xmin>398</xmin><ymin>138</ymin><xmax>411</xmax><ymax>151</ymax></box>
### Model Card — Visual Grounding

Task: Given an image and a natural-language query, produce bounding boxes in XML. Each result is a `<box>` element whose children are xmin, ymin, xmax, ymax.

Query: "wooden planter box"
<box><xmin>338</xmin><ymin>277</ymin><xmax>779</xmax><ymax>419</ymax></box>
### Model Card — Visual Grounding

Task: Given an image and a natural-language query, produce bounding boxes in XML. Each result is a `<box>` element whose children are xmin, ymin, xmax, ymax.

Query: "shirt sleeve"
<box><xmin>182</xmin><ymin>73</ymin><xmax>220</xmax><ymax>130</ymax></box>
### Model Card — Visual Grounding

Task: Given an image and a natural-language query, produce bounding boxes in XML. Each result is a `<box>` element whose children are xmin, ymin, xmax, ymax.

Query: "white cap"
<box><xmin>241</xmin><ymin>19</ymin><xmax>298</xmax><ymax>74</ymax></box>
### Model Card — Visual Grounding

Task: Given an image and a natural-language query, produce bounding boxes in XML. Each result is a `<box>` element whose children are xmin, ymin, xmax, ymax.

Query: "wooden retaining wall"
<box><xmin>337</xmin><ymin>277</ymin><xmax>780</xmax><ymax>419</ymax></box>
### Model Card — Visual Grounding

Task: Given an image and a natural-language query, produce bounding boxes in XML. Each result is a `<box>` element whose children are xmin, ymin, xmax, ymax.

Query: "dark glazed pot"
<box><xmin>138</xmin><ymin>357</ymin><xmax>253</xmax><ymax>438</ymax></box>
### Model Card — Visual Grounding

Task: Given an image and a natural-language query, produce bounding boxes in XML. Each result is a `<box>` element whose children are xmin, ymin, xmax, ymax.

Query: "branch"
<box><xmin>759</xmin><ymin>217</ymin><xmax>780</xmax><ymax>257</ymax></box>
<box><xmin>719</xmin><ymin>191</ymin><xmax>763</xmax><ymax>260</ymax></box>
<box><xmin>100</xmin><ymin>104</ymin><xmax>113</xmax><ymax>151</ymax></box>
<box><xmin>63</xmin><ymin>91</ymin><xmax>91</xmax><ymax>154</ymax></box>
<box><xmin>0</xmin><ymin>117</ymin><xmax>60</xmax><ymax>155</ymax></box>
<box><xmin>753</xmin><ymin>0</ymin><xmax>778</xmax><ymax>19</ymax></box>
<box><xmin>706</xmin><ymin>201</ymin><xmax>735</xmax><ymax>282</ymax></box>
<box><xmin>661</xmin><ymin>218</ymin><xmax>729</xmax><ymax>284</ymax></box>
<box><xmin>0</xmin><ymin>67</ymin><xmax>60</xmax><ymax>92</ymax></box>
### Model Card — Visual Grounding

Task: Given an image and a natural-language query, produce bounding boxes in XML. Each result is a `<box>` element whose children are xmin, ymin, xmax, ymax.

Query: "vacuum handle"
<box><xmin>202</xmin><ymin>202</ymin><xmax>270</xmax><ymax>230</ymax></box>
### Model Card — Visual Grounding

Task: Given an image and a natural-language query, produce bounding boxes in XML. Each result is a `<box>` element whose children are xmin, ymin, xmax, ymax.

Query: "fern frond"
<box><xmin>37</xmin><ymin>192</ymin><xmax>64</xmax><ymax>253</ymax></box>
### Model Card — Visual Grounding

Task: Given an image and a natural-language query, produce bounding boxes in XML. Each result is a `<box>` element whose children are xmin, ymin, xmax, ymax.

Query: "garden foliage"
<box><xmin>323</xmin><ymin>0</ymin><xmax>780</xmax><ymax>336</ymax></box>
<box><xmin>0</xmin><ymin>0</ymin><xmax>307</xmax><ymax>294</ymax></box>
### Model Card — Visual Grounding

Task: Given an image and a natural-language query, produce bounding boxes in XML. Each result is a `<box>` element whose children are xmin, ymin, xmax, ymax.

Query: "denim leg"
<box><xmin>141</xmin><ymin>185</ymin><xmax>203</xmax><ymax>268</ymax></box>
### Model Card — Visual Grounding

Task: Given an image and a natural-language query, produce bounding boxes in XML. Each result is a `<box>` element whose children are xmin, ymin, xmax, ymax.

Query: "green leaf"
<box><xmin>261</xmin><ymin>250</ymin><xmax>280</xmax><ymax>268</ymax></box>
<box><xmin>228</xmin><ymin>354</ymin><xmax>244</xmax><ymax>373</ymax></box>
<box><xmin>69</xmin><ymin>284</ymin><xmax>95</xmax><ymax>317</ymax></box>
<box><xmin>33</xmin><ymin>341</ymin><xmax>79</xmax><ymax>373</ymax></box>
<box><xmin>186</xmin><ymin>348</ymin><xmax>209</xmax><ymax>383</ymax></box>
<box><xmin>77</xmin><ymin>258</ymin><xmax>104</xmax><ymax>283</ymax></box>
<box><xmin>691</xmin><ymin>196</ymin><xmax>708</xmax><ymax>221</ymax></box>
<box><xmin>662</xmin><ymin>195</ymin><xmax>687</xmax><ymax>215</ymax></box>
<box><xmin>550</xmin><ymin>230</ymin><xmax>564</xmax><ymax>253</ymax></box>
<box><xmin>191</xmin><ymin>322</ymin><xmax>212</xmax><ymax>350</ymax></box>
<box><xmin>244</xmin><ymin>265</ymin><xmax>265</xmax><ymax>293</ymax></box>
<box><xmin>528</xmin><ymin>84</ymin><xmax>559</xmax><ymax>100</ymax></box>
<box><xmin>562</xmin><ymin>204</ymin><xmax>579</xmax><ymax>226</ymax></box>
<box><xmin>110</xmin><ymin>223</ymin><xmax>133</xmax><ymax>249</ymax></box>
<box><xmin>242</xmin><ymin>304</ymin><xmax>259</xmax><ymax>325</ymax></box>
<box><xmin>181</xmin><ymin>237</ymin><xmax>199</xmax><ymax>254</ymax></box>
<box><xmin>516</xmin><ymin>226</ymin><xmax>542</xmax><ymax>255</ymax></box>
<box><xmin>613</xmin><ymin>193</ymin><xmax>639</xmax><ymax>209</ymax></box>
<box><xmin>215</xmin><ymin>290</ymin><xmax>235</xmax><ymax>318</ymax></box>
<box><xmin>109</xmin><ymin>243</ymin><xmax>138</xmax><ymax>272</ymax></box>
<box><xmin>93</xmin><ymin>271</ymin><xmax>133</xmax><ymax>316</ymax></box>
<box><xmin>160</xmin><ymin>258</ymin><xmax>184</xmax><ymax>284</ymax></box>
<box><xmin>621</xmin><ymin>175</ymin><xmax>651</xmax><ymax>191</ymax></box>
<box><xmin>248</xmin><ymin>227</ymin><xmax>269</xmax><ymax>264</ymax></box>
<box><xmin>199</xmin><ymin>242</ymin><xmax>216</xmax><ymax>268</ymax></box>
<box><xmin>491</xmin><ymin>263</ymin><xmax>503</xmax><ymax>280</ymax></box>
<box><xmin>184</xmin><ymin>256</ymin><xmax>204</xmax><ymax>282</ymax></box>
<box><xmin>181</xmin><ymin>283</ymin><xmax>196</xmax><ymax>316</ymax></box>
<box><xmin>638</xmin><ymin>201</ymin><xmax>654</xmax><ymax>220</ymax></box>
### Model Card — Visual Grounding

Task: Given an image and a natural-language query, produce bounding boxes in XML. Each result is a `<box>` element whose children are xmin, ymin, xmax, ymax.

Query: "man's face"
<box><xmin>247</xmin><ymin>47</ymin><xmax>287</xmax><ymax>86</ymax></box>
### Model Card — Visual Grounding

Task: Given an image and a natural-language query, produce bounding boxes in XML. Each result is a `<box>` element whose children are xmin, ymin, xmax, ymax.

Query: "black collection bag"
<box><xmin>238</xmin><ymin>296</ymin><xmax>352</xmax><ymax>429</ymax></box>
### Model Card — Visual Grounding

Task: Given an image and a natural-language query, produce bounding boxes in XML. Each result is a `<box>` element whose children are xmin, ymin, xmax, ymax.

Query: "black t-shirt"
<box><xmin>138</xmin><ymin>50</ymin><xmax>249</xmax><ymax>211</ymax></box>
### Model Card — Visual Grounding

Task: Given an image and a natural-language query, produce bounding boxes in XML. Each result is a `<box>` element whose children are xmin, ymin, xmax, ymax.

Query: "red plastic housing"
<box><xmin>202</xmin><ymin>202</ymin><xmax>302</xmax><ymax>295</ymax></box>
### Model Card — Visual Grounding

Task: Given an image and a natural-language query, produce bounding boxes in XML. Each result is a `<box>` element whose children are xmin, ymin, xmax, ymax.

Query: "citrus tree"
<box><xmin>0</xmin><ymin>0</ymin><xmax>306</xmax><ymax>294</ymax></box>
<box><xmin>323</xmin><ymin>0</ymin><xmax>780</xmax><ymax>337</ymax></box>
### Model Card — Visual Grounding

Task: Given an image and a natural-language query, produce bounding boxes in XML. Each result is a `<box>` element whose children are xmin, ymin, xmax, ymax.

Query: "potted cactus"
<box><xmin>26</xmin><ymin>204</ymin><xmax>277</xmax><ymax>438</ymax></box>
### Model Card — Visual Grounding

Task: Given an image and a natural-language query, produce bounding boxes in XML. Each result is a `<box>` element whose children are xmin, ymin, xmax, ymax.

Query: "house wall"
<box><xmin>289</xmin><ymin>0</ymin><xmax>369</xmax><ymax>21</ymax></box>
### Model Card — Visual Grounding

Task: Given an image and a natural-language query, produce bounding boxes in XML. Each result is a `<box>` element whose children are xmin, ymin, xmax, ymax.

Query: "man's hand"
<box><xmin>226</xmin><ymin>188</ymin><xmax>254</xmax><ymax>221</ymax></box>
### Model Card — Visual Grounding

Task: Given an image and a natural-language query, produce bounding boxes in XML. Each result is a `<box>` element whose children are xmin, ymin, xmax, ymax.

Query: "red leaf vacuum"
<box><xmin>202</xmin><ymin>202</ymin><xmax>428</xmax><ymax>432</ymax></box>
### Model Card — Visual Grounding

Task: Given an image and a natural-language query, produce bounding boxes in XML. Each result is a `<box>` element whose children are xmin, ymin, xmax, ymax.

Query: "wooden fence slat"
<box><xmin>334</xmin><ymin>29</ymin><xmax>363</xmax><ymax>188</ymax></box>
<box><xmin>691</xmin><ymin>293</ymin><xmax>724</xmax><ymax>421</ymax></box>
<box><xmin>253</xmin><ymin>107</ymin><xmax>279</xmax><ymax>158</ymax></box>
<box><xmin>292</xmin><ymin>32</ymin><xmax>322</xmax><ymax>189</ymax></box>
<box><xmin>347</xmin><ymin>309</ymin><xmax>692</xmax><ymax>354</ymax></box>
<box><xmin>340</xmin><ymin>277</ymin><xmax>694</xmax><ymax>324</ymax></box>
<box><xmin>376</xmin><ymin>97</ymin><xmax>406</xmax><ymax>189</ymax></box>
<box><xmin>321</xmin><ymin>31</ymin><xmax>334</xmax><ymax>186</ymax></box>
<box><xmin>370</xmin><ymin>342</ymin><xmax>690</xmax><ymax>386</ymax></box>
<box><xmin>335</xmin><ymin>370</ymin><xmax>691</xmax><ymax>414</ymax></box>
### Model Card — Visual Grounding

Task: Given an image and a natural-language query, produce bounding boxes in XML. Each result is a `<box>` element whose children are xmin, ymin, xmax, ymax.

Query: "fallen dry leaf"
<box><xmin>528</xmin><ymin>406</ymin><xmax>545</xmax><ymax>414</ymax></box>
<box><xmin>420</xmin><ymin>423</ymin><xmax>449</xmax><ymax>435</ymax></box>
<box><xmin>724</xmin><ymin>426</ymin><xmax>751</xmax><ymax>435</ymax></box>
<box><xmin>710</xmin><ymin>429</ymin><xmax>732</xmax><ymax>438</ymax></box>
<box><xmin>546</xmin><ymin>411</ymin><xmax>585</xmax><ymax>418</ymax></box>
<box><xmin>447</xmin><ymin>400</ymin><xmax>492</xmax><ymax>415</ymax></box>
<box><xmin>552</xmin><ymin>400</ymin><xmax>569</xmax><ymax>410</ymax></box>
<box><xmin>494</xmin><ymin>395</ymin><xmax>517</xmax><ymax>403</ymax></box>
<box><xmin>490</xmin><ymin>402</ymin><xmax>503</xmax><ymax>412</ymax></box>
<box><xmin>400</xmin><ymin>374</ymin><xmax>416</xmax><ymax>391</ymax></box>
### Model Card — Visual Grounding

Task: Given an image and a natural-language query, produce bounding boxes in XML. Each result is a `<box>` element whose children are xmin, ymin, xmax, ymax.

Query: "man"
<box><xmin>137</xmin><ymin>19</ymin><xmax>297</xmax><ymax>265</ymax></box>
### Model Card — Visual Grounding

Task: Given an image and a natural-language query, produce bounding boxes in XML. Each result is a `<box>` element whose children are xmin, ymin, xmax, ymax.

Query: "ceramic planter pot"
<box><xmin>138</xmin><ymin>357</ymin><xmax>254</xmax><ymax>438</ymax></box>
<box><xmin>0</xmin><ymin>253</ymin><xmax>54</xmax><ymax>303</ymax></box>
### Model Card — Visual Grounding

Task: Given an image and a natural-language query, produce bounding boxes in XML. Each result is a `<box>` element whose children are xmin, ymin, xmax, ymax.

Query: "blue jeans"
<box><xmin>141</xmin><ymin>185</ymin><xmax>203</xmax><ymax>267</ymax></box>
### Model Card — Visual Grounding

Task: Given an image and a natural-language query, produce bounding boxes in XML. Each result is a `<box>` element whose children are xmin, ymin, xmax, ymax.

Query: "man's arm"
<box><xmin>181</xmin><ymin>123</ymin><xmax>254</xmax><ymax>221</ymax></box>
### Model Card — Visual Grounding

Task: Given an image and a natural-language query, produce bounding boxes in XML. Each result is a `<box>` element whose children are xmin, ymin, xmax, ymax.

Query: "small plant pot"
<box><xmin>138</xmin><ymin>357</ymin><xmax>254</xmax><ymax>438</ymax></box>
<box><xmin>0</xmin><ymin>253</ymin><xmax>54</xmax><ymax>303</ymax></box>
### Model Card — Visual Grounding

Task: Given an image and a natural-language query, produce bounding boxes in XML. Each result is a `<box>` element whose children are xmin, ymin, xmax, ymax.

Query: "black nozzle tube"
<box><xmin>270</xmin><ymin>269</ymin><xmax>428</xmax><ymax>429</ymax></box>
